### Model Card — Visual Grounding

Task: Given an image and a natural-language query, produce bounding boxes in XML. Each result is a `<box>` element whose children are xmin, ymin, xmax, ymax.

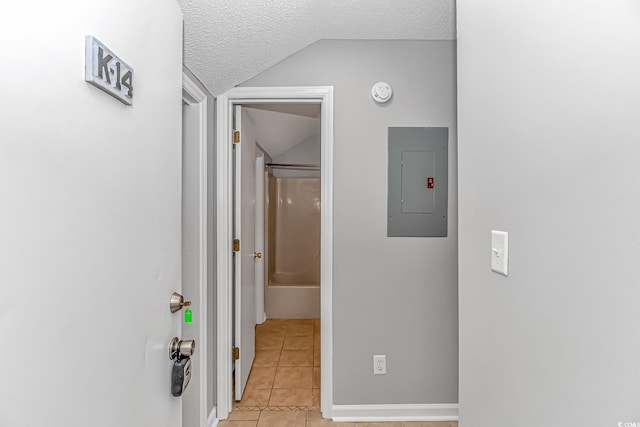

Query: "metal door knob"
<box><xmin>253</xmin><ymin>252</ymin><xmax>262</xmax><ymax>259</ymax></box>
<box><xmin>169</xmin><ymin>337</ymin><xmax>196</xmax><ymax>360</ymax></box>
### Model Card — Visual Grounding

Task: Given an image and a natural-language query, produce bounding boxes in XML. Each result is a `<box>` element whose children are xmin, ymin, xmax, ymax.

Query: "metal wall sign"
<box><xmin>85</xmin><ymin>36</ymin><xmax>134</xmax><ymax>105</ymax></box>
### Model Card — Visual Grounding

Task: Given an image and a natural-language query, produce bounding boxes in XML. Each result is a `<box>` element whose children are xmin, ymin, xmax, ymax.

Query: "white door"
<box><xmin>233</xmin><ymin>106</ymin><xmax>257</xmax><ymax>399</ymax></box>
<box><xmin>255</xmin><ymin>153</ymin><xmax>266</xmax><ymax>325</ymax></box>
<box><xmin>0</xmin><ymin>2</ymin><xmax>184</xmax><ymax>427</ymax></box>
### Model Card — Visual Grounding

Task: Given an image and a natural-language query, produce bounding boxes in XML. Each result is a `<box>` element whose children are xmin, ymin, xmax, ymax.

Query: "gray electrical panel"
<box><xmin>387</xmin><ymin>127</ymin><xmax>448</xmax><ymax>237</ymax></box>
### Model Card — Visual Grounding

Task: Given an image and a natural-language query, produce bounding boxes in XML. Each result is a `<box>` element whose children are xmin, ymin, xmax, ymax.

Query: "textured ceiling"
<box><xmin>177</xmin><ymin>0</ymin><xmax>456</xmax><ymax>95</ymax></box>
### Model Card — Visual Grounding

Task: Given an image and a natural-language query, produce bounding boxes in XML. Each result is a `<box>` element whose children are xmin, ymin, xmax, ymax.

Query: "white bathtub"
<box><xmin>265</xmin><ymin>273</ymin><xmax>320</xmax><ymax>318</ymax></box>
<box><xmin>263</xmin><ymin>176</ymin><xmax>321</xmax><ymax>319</ymax></box>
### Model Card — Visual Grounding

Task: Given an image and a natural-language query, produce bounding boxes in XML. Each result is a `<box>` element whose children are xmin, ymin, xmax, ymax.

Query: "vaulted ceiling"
<box><xmin>244</xmin><ymin>106</ymin><xmax>320</xmax><ymax>158</ymax></box>
<box><xmin>177</xmin><ymin>0</ymin><xmax>456</xmax><ymax>95</ymax></box>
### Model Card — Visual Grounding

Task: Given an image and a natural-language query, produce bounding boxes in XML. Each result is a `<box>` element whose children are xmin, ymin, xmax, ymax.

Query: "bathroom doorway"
<box><xmin>234</xmin><ymin>103</ymin><xmax>321</xmax><ymax>408</ymax></box>
<box><xmin>215</xmin><ymin>86</ymin><xmax>334</xmax><ymax>420</ymax></box>
<box><xmin>253</xmin><ymin>104</ymin><xmax>321</xmax><ymax>320</ymax></box>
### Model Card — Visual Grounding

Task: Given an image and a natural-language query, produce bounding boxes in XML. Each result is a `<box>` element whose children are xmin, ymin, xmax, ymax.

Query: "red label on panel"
<box><xmin>427</xmin><ymin>177</ymin><xmax>435</xmax><ymax>189</ymax></box>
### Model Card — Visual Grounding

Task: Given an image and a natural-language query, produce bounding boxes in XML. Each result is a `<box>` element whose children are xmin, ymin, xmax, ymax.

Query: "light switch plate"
<box><xmin>491</xmin><ymin>230</ymin><xmax>509</xmax><ymax>276</ymax></box>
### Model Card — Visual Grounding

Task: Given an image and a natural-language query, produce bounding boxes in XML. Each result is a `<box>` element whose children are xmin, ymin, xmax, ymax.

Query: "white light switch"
<box><xmin>491</xmin><ymin>230</ymin><xmax>509</xmax><ymax>276</ymax></box>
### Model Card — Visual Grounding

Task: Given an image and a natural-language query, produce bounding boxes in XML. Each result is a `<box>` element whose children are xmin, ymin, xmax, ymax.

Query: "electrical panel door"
<box><xmin>388</xmin><ymin>127</ymin><xmax>448</xmax><ymax>237</ymax></box>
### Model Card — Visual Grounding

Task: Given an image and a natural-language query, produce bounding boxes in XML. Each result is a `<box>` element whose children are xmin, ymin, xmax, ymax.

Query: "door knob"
<box><xmin>169</xmin><ymin>337</ymin><xmax>196</xmax><ymax>360</ymax></box>
<box><xmin>253</xmin><ymin>252</ymin><xmax>262</xmax><ymax>259</ymax></box>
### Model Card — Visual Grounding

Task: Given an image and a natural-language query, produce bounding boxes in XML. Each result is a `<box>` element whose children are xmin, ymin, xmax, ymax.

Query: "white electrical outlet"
<box><xmin>373</xmin><ymin>355</ymin><xmax>387</xmax><ymax>375</ymax></box>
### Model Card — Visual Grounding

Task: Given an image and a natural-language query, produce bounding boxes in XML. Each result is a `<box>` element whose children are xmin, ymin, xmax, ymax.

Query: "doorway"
<box><xmin>249</xmin><ymin>104</ymin><xmax>322</xmax><ymax>320</ymax></box>
<box><xmin>216</xmin><ymin>87</ymin><xmax>334</xmax><ymax>420</ymax></box>
<box><xmin>233</xmin><ymin>103</ymin><xmax>322</xmax><ymax>410</ymax></box>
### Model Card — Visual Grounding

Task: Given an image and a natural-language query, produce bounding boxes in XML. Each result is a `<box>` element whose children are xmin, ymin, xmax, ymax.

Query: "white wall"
<box><xmin>0</xmin><ymin>2</ymin><xmax>183</xmax><ymax>426</ymax></box>
<box><xmin>457</xmin><ymin>1</ymin><xmax>640</xmax><ymax>426</ymax></box>
<box><xmin>243</xmin><ymin>40</ymin><xmax>458</xmax><ymax>405</ymax></box>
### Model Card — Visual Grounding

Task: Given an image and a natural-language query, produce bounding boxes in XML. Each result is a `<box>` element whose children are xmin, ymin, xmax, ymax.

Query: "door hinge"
<box><xmin>233</xmin><ymin>239</ymin><xmax>240</xmax><ymax>252</ymax></box>
<box><xmin>232</xmin><ymin>346</ymin><xmax>240</xmax><ymax>361</ymax></box>
<box><xmin>233</xmin><ymin>130</ymin><xmax>240</xmax><ymax>144</ymax></box>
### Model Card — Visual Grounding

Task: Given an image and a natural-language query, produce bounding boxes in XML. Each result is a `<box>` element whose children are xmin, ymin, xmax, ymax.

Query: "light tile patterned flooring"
<box><xmin>233</xmin><ymin>318</ymin><xmax>320</xmax><ymax>410</ymax></box>
<box><xmin>221</xmin><ymin>319</ymin><xmax>457</xmax><ymax>427</ymax></box>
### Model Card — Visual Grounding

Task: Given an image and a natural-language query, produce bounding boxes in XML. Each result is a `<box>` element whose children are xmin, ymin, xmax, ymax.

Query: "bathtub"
<box><xmin>265</xmin><ymin>272</ymin><xmax>320</xmax><ymax>319</ymax></box>
<box><xmin>263</xmin><ymin>175</ymin><xmax>321</xmax><ymax>319</ymax></box>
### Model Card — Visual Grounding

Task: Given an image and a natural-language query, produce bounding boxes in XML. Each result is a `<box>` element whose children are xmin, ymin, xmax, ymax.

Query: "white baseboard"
<box><xmin>331</xmin><ymin>403</ymin><xmax>458</xmax><ymax>422</ymax></box>
<box><xmin>207</xmin><ymin>407</ymin><xmax>218</xmax><ymax>427</ymax></box>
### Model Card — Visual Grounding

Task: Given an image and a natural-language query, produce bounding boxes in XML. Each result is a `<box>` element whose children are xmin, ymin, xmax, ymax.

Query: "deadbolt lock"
<box><xmin>170</xmin><ymin>292</ymin><xmax>191</xmax><ymax>313</ymax></box>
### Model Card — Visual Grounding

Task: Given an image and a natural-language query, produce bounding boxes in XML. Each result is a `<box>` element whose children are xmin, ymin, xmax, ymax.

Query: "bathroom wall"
<box><xmin>457</xmin><ymin>1</ymin><xmax>640</xmax><ymax>426</ymax></box>
<box><xmin>242</xmin><ymin>40</ymin><xmax>458</xmax><ymax>405</ymax></box>
<box><xmin>256</xmin><ymin>145</ymin><xmax>273</xmax><ymax>164</ymax></box>
<box><xmin>272</xmin><ymin>134</ymin><xmax>321</xmax><ymax>178</ymax></box>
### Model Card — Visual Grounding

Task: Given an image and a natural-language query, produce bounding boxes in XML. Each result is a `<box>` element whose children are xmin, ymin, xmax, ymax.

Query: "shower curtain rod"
<box><xmin>265</xmin><ymin>163</ymin><xmax>320</xmax><ymax>170</ymax></box>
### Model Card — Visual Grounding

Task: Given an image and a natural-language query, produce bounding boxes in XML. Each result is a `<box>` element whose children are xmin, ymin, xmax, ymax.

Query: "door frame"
<box><xmin>182</xmin><ymin>71</ymin><xmax>210</xmax><ymax>427</ymax></box>
<box><xmin>216</xmin><ymin>86</ymin><xmax>334</xmax><ymax>420</ymax></box>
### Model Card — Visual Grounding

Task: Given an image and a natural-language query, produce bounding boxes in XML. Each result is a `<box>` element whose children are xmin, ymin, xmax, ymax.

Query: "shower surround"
<box><xmin>265</xmin><ymin>175</ymin><xmax>320</xmax><ymax>318</ymax></box>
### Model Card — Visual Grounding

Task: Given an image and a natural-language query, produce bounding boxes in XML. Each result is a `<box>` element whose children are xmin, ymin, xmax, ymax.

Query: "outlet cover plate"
<box><xmin>373</xmin><ymin>355</ymin><xmax>387</xmax><ymax>375</ymax></box>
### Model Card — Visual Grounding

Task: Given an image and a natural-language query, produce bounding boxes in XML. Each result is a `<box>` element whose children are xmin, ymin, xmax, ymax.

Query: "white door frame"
<box><xmin>182</xmin><ymin>71</ymin><xmax>211</xmax><ymax>427</ymax></box>
<box><xmin>216</xmin><ymin>86</ymin><xmax>334</xmax><ymax>420</ymax></box>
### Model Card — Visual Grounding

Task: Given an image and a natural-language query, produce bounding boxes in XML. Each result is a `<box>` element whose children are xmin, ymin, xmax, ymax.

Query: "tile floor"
<box><xmin>221</xmin><ymin>318</ymin><xmax>457</xmax><ymax>427</ymax></box>
<box><xmin>233</xmin><ymin>318</ymin><xmax>319</xmax><ymax>410</ymax></box>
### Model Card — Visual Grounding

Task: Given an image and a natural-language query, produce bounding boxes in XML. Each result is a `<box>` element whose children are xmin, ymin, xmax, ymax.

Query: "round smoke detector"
<box><xmin>371</xmin><ymin>81</ymin><xmax>393</xmax><ymax>103</ymax></box>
